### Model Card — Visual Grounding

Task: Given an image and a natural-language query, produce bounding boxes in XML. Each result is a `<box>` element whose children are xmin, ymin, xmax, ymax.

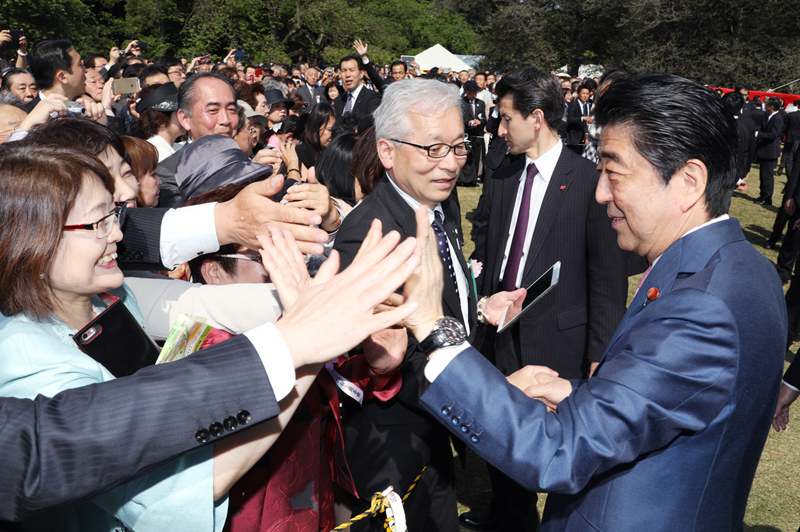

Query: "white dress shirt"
<box><xmin>499</xmin><ymin>141</ymin><xmax>563</xmax><ymax>289</ymax></box>
<box><xmin>387</xmin><ymin>175</ymin><xmax>471</xmax><ymax>335</ymax></box>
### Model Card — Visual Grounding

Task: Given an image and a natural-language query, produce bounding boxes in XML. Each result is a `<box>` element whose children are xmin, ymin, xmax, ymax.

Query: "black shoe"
<box><xmin>754</xmin><ymin>197</ymin><xmax>772</xmax><ymax>206</ymax></box>
<box><xmin>459</xmin><ymin>509</ymin><xmax>502</xmax><ymax>531</ymax></box>
<box><xmin>765</xmin><ymin>241</ymin><xmax>778</xmax><ymax>250</ymax></box>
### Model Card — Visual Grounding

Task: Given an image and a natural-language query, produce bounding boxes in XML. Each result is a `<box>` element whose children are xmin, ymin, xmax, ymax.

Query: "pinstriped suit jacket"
<box><xmin>471</xmin><ymin>145</ymin><xmax>627</xmax><ymax>379</ymax></box>
<box><xmin>1</xmin><ymin>335</ymin><xmax>279</xmax><ymax>522</ymax></box>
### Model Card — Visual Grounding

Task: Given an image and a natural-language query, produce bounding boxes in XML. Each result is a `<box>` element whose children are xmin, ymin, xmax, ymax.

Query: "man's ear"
<box><xmin>54</xmin><ymin>69</ymin><xmax>69</xmax><ymax>88</ymax></box>
<box><xmin>377</xmin><ymin>138</ymin><xmax>395</xmax><ymax>169</ymax></box>
<box><xmin>177</xmin><ymin>109</ymin><xmax>191</xmax><ymax>134</ymax></box>
<box><xmin>678</xmin><ymin>159</ymin><xmax>708</xmax><ymax>212</ymax></box>
<box><xmin>200</xmin><ymin>260</ymin><xmax>223</xmax><ymax>285</ymax></box>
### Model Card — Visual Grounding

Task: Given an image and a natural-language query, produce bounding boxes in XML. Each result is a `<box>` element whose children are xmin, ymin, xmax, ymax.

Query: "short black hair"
<box><xmin>339</xmin><ymin>55</ymin><xmax>364</xmax><ymax>71</ymax></box>
<box><xmin>155</xmin><ymin>56</ymin><xmax>183</xmax><ymax>69</ymax></box>
<box><xmin>83</xmin><ymin>53</ymin><xmax>106</xmax><ymax>70</ymax></box>
<box><xmin>594</xmin><ymin>73</ymin><xmax>738</xmax><ymax>218</ymax></box>
<box><xmin>494</xmin><ymin>68</ymin><xmax>564</xmax><ymax>131</ymax></box>
<box><xmin>391</xmin><ymin>60</ymin><xmax>407</xmax><ymax>72</ymax></box>
<box><xmin>720</xmin><ymin>91</ymin><xmax>744</xmax><ymax>117</ymax></box>
<box><xmin>178</xmin><ymin>72</ymin><xmax>236</xmax><ymax>116</ymax></box>
<box><xmin>583</xmin><ymin>78</ymin><xmax>598</xmax><ymax>91</ymax></box>
<box><xmin>138</xmin><ymin>64</ymin><xmax>167</xmax><ymax>87</ymax></box>
<box><xmin>766</xmin><ymin>96</ymin><xmax>782</xmax><ymax>111</ymax></box>
<box><xmin>29</xmin><ymin>38</ymin><xmax>74</xmax><ymax>90</ymax></box>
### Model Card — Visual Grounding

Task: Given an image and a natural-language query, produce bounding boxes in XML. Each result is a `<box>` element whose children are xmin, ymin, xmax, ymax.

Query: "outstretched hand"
<box><xmin>403</xmin><ymin>206</ymin><xmax>445</xmax><ymax>341</ymax></box>
<box><xmin>275</xmin><ymin>229</ymin><xmax>421</xmax><ymax>368</ymax></box>
<box><xmin>773</xmin><ymin>383</ymin><xmax>800</xmax><ymax>432</ymax></box>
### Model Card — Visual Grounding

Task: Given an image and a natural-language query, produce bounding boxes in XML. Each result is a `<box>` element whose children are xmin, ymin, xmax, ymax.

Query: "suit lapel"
<box><xmin>521</xmin><ymin>149</ymin><xmax>574</xmax><ymax>281</ymax></box>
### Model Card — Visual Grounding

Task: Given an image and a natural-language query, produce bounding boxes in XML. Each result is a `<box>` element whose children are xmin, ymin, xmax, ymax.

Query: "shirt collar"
<box><xmin>650</xmin><ymin>214</ymin><xmax>730</xmax><ymax>267</ymax></box>
<box><xmin>386</xmin><ymin>173</ymin><xmax>443</xmax><ymax>223</ymax></box>
<box><xmin>348</xmin><ymin>83</ymin><xmax>364</xmax><ymax>101</ymax></box>
<box><xmin>523</xmin><ymin>140</ymin><xmax>562</xmax><ymax>184</ymax></box>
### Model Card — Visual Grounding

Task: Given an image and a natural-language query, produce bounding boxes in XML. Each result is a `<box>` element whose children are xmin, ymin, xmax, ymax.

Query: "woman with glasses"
<box><xmin>0</xmin><ymin>141</ymin><xmax>319</xmax><ymax>531</ymax></box>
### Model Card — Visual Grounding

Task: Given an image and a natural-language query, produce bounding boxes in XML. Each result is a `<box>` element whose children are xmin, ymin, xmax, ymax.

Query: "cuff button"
<box><xmin>195</xmin><ymin>428</ymin><xmax>211</xmax><ymax>443</ymax></box>
<box><xmin>237</xmin><ymin>410</ymin><xmax>251</xmax><ymax>425</ymax></box>
<box><xmin>470</xmin><ymin>434</ymin><xmax>480</xmax><ymax>444</ymax></box>
<box><xmin>223</xmin><ymin>416</ymin><xmax>238</xmax><ymax>431</ymax></box>
<box><xmin>209</xmin><ymin>422</ymin><xmax>224</xmax><ymax>437</ymax></box>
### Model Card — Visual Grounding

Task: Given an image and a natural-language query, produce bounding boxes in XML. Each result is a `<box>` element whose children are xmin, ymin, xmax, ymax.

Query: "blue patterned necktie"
<box><xmin>432</xmin><ymin>211</ymin><xmax>458</xmax><ymax>296</ymax></box>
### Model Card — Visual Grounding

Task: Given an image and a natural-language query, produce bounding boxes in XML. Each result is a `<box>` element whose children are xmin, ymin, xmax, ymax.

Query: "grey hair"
<box><xmin>374</xmin><ymin>79</ymin><xmax>463</xmax><ymax>142</ymax></box>
<box><xmin>261</xmin><ymin>79</ymin><xmax>288</xmax><ymax>96</ymax></box>
<box><xmin>178</xmin><ymin>72</ymin><xmax>236</xmax><ymax>117</ymax></box>
<box><xmin>0</xmin><ymin>91</ymin><xmax>27</xmax><ymax>112</ymax></box>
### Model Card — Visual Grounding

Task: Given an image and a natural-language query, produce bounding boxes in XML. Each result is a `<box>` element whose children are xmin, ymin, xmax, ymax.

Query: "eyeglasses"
<box><xmin>63</xmin><ymin>204</ymin><xmax>126</xmax><ymax>239</ymax></box>
<box><xmin>390</xmin><ymin>138</ymin><xmax>472</xmax><ymax>158</ymax></box>
<box><xmin>214</xmin><ymin>252</ymin><xmax>262</xmax><ymax>263</ymax></box>
<box><xmin>168</xmin><ymin>68</ymin><xmax>186</xmax><ymax>77</ymax></box>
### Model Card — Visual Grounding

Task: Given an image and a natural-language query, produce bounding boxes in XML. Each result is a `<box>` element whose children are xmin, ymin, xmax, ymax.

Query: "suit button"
<box><xmin>451</xmin><ymin>416</ymin><xmax>460</xmax><ymax>426</ymax></box>
<box><xmin>209</xmin><ymin>422</ymin><xmax>224</xmax><ymax>437</ymax></box>
<box><xmin>237</xmin><ymin>410</ymin><xmax>251</xmax><ymax>425</ymax></box>
<box><xmin>460</xmin><ymin>424</ymin><xmax>470</xmax><ymax>434</ymax></box>
<box><xmin>223</xmin><ymin>416</ymin><xmax>238</xmax><ymax>431</ymax></box>
<box><xmin>195</xmin><ymin>428</ymin><xmax>210</xmax><ymax>443</ymax></box>
<box><xmin>441</xmin><ymin>406</ymin><xmax>450</xmax><ymax>416</ymax></box>
<box><xmin>470</xmin><ymin>434</ymin><xmax>480</xmax><ymax>444</ymax></box>
<box><xmin>134</xmin><ymin>251</ymin><xmax>143</xmax><ymax>260</ymax></box>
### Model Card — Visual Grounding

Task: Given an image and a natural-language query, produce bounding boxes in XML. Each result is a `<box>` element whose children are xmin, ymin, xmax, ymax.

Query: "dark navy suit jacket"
<box><xmin>422</xmin><ymin>218</ymin><xmax>786</xmax><ymax>531</ymax></box>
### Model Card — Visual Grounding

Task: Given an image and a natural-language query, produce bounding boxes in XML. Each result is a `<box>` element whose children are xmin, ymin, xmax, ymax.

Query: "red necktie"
<box><xmin>503</xmin><ymin>163</ymin><xmax>538</xmax><ymax>292</ymax></box>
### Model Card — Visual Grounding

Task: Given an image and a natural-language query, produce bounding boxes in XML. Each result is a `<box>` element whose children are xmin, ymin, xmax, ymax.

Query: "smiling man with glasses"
<box><xmin>331</xmin><ymin>79</ymin><xmax>520</xmax><ymax>532</ymax></box>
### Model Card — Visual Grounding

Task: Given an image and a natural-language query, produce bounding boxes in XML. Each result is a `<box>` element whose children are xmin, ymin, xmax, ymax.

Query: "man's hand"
<box><xmin>215</xmin><ymin>175</ymin><xmax>328</xmax><ymax>254</ymax></box>
<box><xmin>523</xmin><ymin>371</ymin><xmax>573</xmax><ymax>411</ymax></box>
<box><xmin>18</xmin><ymin>94</ymin><xmax>69</xmax><ymax>131</ymax></box>
<box><xmin>252</xmin><ymin>148</ymin><xmax>281</xmax><ymax>172</ymax></box>
<box><xmin>101</xmin><ymin>78</ymin><xmax>120</xmax><ymax>111</ymax></box>
<box><xmin>353</xmin><ymin>39</ymin><xmax>369</xmax><ymax>60</ymax></box>
<box><xmin>785</xmin><ymin>198</ymin><xmax>796</xmax><ymax>216</ymax></box>
<box><xmin>483</xmin><ymin>289</ymin><xmax>526</xmax><ymax>326</ymax></box>
<box><xmin>124</xmin><ymin>40</ymin><xmax>138</xmax><ymax>54</ymax></box>
<box><xmin>363</xmin><ymin>327</ymin><xmax>408</xmax><ymax>375</ymax></box>
<box><xmin>404</xmin><ymin>206</ymin><xmax>445</xmax><ymax>341</ymax></box>
<box><xmin>0</xmin><ymin>30</ymin><xmax>11</xmax><ymax>47</ymax></box>
<box><xmin>275</xmin><ymin>230</ymin><xmax>421</xmax><ymax>368</ymax></box>
<box><xmin>18</xmin><ymin>35</ymin><xmax>26</xmax><ymax>53</ymax></box>
<box><xmin>75</xmin><ymin>98</ymin><xmax>108</xmax><ymax>126</ymax></box>
<box><xmin>507</xmin><ymin>365</ymin><xmax>559</xmax><ymax>395</ymax></box>
<box><xmin>773</xmin><ymin>383</ymin><xmax>800</xmax><ymax>432</ymax></box>
<box><xmin>109</xmin><ymin>47</ymin><xmax>121</xmax><ymax>65</ymax></box>
<box><xmin>284</xmin><ymin>182</ymin><xmax>340</xmax><ymax>232</ymax></box>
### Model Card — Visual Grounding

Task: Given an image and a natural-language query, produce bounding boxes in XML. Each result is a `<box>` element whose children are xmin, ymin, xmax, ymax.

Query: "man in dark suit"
<box><xmin>720</xmin><ymin>91</ymin><xmax>756</xmax><ymax>191</ymax></box>
<box><xmin>333</xmin><ymin>54</ymin><xmax>381</xmax><ymax>118</ymax></box>
<box><xmin>737</xmin><ymin>86</ymin><xmax>754</xmax><ymax>121</ymax></box>
<box><xmin>780</xmin><ymin>107</ymin><xmax>800</xmax><ymax>178</ymax></box>
<box><xmin>333</xmin><ymin>79</ymin><xmax>518</xmax><ymax>532</ymax></box>
<box><xmin>24</xmin><ymin>37</ymin><xmax>85</xmax><ymax>113</ymax></box>
<box><xmin>458</xmin><ymin>79</ymin><xmax>487</xmax><ymax>186</ymax></box>
<box><xmin>565</xmin><ymin>84</ymin><xmax>592</xmax><ymax>155</ymax></box>
<box><xmin>754</xmin><ymin>97</ymin><xmax>785</xmax><ymax>205</ymax></box>
<box><xmin>462</xmin><ymin>69</ymin><xmax>627</xmax><ymax>532</ymax></box>
<box><xmin>1</xmin><ymin>224</ymin><xmax>422</xmax><ymax>522</ymax></box>
<box><xmin>411</xmin><ymin>73</ymin><xmax>786</xmax><ymax>532</ymax></box>
<box><xmin>296</xmin><ymin>65</ymin><xmax>324</xmax><ymax>107</ymax></box>
<box><xmin>767</xmin><ymin>108</ymin><xmax>800</xmax><ymax>249</ymax></box>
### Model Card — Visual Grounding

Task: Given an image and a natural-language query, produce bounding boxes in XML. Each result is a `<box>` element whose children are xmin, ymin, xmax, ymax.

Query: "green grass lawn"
<box><xmin>452</xmin><ymin>165</ymin><xmax>800</xmax><ymax>532</ymax></box>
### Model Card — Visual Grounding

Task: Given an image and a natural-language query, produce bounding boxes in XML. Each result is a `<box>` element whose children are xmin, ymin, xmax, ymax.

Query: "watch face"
<box><xmin>438</xmin><ymin>316</ymin><xmax>466</xmax><ymax>344</ymax></box>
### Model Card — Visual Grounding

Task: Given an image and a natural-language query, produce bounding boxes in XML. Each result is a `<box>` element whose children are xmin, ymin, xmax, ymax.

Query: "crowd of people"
<box><xmin>0</xmin><ymin>29</ymin><xmax>798</xmax><ymax>532</ymax></box>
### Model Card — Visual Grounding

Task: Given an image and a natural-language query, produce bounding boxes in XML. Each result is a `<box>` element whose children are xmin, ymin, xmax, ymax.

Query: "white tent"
<box><xmin>413</xmin><ymin>44</ymin><xmax>471</xmax><ymax>72</ymax></box>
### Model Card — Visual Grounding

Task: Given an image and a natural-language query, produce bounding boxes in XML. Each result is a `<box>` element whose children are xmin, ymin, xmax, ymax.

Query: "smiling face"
<box><xmin>97</xmin><ymin>147</ymin><xmax>138</xmax><ymax>206</ymax></box>
<box><xmin>178</xmin><ymin>77</ymin><xmax>238</xmax><ymax>140</ymax></box>
<box><xmin>378</xmin><ymin>106</ymin><xmax>466</xmax><ymax>210</ymax></box>
<box><xmin>596</xmin><ymin>125</ymin><xmax>687</xmax><ymax>262</ymax></box>
<box><xmin>50</xmin><ymin>176</ymin><xmax>124</xmax><ymax>313</ymax></box>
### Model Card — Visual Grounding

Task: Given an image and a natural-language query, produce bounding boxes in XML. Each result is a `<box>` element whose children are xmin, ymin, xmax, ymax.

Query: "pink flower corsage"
<box><xmin>469</xmin><ymin>259</ymin><xmax>483</xmax><ymax>279</ymax></box>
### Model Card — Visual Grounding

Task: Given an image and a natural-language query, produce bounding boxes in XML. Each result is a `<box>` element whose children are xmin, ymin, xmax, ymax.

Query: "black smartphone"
<box><xmin>234</xmin><ymin>49</ymin><xmax>245</xmax><ymax>62</ymax></box>
<box><xmin>497</xmin><ymin>261</ymin><xmax>561</xmax><ymax>333</ymax></box>
<box><xmin>138</xmin><ymin>41</ymin><xmax>148</xmax><ymax>50</ymax></box>
<box><xmin>9</xmin><ymin>30</ymin><xmax>23</xmax><ymax>48</ymax></box>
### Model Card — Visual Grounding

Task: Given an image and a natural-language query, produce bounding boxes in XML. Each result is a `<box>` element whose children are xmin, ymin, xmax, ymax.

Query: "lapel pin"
<box><xmin>647</xmin><ymin>287</ymin><xmax>660</xmax><ymax>301</ymax></box>
<box><xmin>560</xmin><ymin>185</ymin><xmax>566</xmax><ymax>190</ymax></box>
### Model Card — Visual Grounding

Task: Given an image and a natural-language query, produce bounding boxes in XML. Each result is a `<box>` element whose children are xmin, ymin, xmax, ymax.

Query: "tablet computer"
<box><xmin>497</xmin><ymin>261</ymin><xmax>560</xmax><ymax>333</ymax></box>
